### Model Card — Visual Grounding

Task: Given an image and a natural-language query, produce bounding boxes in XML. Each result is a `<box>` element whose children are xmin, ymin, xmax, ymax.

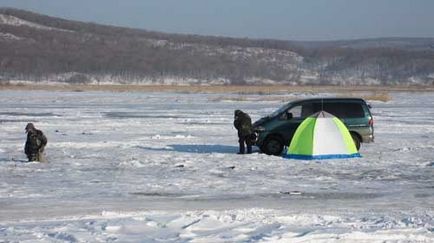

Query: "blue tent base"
<box><xmin>284</xmin><ymin>153</ymin><xmax>361</xmax><ymax>160</ymax></box>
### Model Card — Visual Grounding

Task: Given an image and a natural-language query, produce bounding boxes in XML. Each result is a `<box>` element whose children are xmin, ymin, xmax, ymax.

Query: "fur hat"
<box><xmin>234</xmin><ymin>110</ymin><xmax>243</xmax><ymax>116</ymax></box>
<box><xmin>25</xmin><ymin>123</ymin><xmax>35</xmax><ymax>132</ymax></box>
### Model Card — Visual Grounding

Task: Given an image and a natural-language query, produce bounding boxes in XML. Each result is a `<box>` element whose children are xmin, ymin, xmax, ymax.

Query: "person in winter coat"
<box><xmin>24</xmin><ymin>123</ymin><xmax>47</xmax><ymax>162</ymax></box>
<box><xmin>233</xmin><ymin>110</ymin><xmax>253</xmax><ymax>154</ymax></box>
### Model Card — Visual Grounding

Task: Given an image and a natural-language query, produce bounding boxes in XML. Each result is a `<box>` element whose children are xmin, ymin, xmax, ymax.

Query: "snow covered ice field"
<box><xmin>0</xmin><ymin>90</ymin><xmax>433</xmax><ymax>242</ymax></box>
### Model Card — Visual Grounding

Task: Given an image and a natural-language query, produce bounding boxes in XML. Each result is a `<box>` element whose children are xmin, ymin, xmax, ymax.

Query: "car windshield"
<box><xmin>269</xmin><ymin>102</ymin><xmax>292</xmax><ymax>117</ymax></box>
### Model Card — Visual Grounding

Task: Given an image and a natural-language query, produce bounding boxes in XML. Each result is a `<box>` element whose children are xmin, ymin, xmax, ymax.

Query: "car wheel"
<box><xmin>262</xmin><ymin>136</ymin><xmax>284</xmax><ymax>155</ymax></box>
<box><xmin>351</xmin><ymin>133</ymin><xmax>361</xmax><ymax>151</ymax></box>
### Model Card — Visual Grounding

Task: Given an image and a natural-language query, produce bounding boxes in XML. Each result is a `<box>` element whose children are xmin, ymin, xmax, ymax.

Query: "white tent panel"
<box><xmin>312</xmin><ymin>117</ymin><xmax>347</xmax><ymax>155</ymax></box>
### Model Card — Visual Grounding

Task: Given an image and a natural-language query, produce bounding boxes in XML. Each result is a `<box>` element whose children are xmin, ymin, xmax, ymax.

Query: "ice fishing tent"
<box><xmin>285</xmin><ymin>111</ymin><xmax>360</xmax><ymax>160</ymax></box>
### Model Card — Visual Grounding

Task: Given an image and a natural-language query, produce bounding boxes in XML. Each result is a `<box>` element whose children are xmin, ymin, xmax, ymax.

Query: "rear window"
<box><xmin>324</xmin><ymin>102</ymin><xmax>365</xmax><ymax>118</ymax></box>
<box><xmin>299</xmin><ymin>101</ymin><xmax>365</xmax><ymax>118</ymax></box>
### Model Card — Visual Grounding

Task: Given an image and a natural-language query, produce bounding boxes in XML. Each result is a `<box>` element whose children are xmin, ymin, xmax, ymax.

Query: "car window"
<box><xmin>288</xmin><ymin>105</ymin><xmax>302</xmax><ymax>118</ymax></box>
<box><xmin>323</xmin><ymin>102</ymin><xmax>365</xmax><ymax>118</ymax></box>
<box><xmin>288</xmin><ymin>103</ymin><xmax>320</xmax><ymax>118</ymax></box>
<box><xmin>280</xmin><ymin>100</ymin><xmax>366</xmax><ymax>119</ymax></box>
<box><xmin>323</xmin><ymin>103</ymin><xmax>343</xmax><ymax>117</ymax></box>
<box><xmin>270</xmin><ymin>103</ymin><xmax>291</xmax><ymax>117</ymax></box>
<box><xmin>303</xmin><ymin>103</ymin><xmax>322</xmax><ymax>117</ymax></box>
<box><xmin>343</xmin><ymin>103</ymin><xmax>365</xmax><ymax>118</ymax></box>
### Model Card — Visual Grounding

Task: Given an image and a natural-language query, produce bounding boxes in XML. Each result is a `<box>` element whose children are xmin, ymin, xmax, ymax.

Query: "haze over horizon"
<box><xmin>1</xmin><ymin>0</ymin><xmax>434</xmax><ymax>41</ymax></box>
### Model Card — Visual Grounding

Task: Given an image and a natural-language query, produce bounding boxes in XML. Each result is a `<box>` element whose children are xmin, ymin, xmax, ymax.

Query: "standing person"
<box><xmin>24</xmin><ymin>123</ymin><xmax>47</xmax><ymax>162</ymax></box>
<box><xmin>233</xmin><ymin>110</ymin><xmax>253</xmax><ymax>154</ymax></box>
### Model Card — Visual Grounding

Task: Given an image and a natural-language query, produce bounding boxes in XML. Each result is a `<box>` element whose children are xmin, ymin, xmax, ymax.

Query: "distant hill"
<box><xmin>1</xmin><ymin>8</ymin><xmax>434</xmax><ymax>86</ymax></box>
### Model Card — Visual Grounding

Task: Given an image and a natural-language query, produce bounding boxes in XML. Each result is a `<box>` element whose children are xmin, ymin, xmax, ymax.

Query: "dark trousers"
<box><xmin>27</xmin><ymin>153</ymin><xmax>38</xmax><ymax>161</ymax></box>
<box><xmin>26</xmin><ymin>146</ymin><xmax>46</xmax><ymax>162</ymax></box>
<box><xmin>238</xmin><ymin>135</ymin><xmax>253</xmax><ymax>154</ymax></box>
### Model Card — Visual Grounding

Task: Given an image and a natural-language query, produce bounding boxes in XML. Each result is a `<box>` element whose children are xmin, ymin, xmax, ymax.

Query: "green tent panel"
<box><xmin>285</xmin><ymin>111</ymin><xmax>360</xmax><ymax>160</ymax></box>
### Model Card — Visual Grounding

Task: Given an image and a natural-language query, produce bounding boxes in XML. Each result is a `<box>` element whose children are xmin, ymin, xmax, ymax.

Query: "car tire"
<box><xmin>262</xmin><ymin>136</ymin><xmax>284</xmax><ymax>156</ymax></box>
<box><xmin>351</xmin><ymin>133</ymin><xmax>361</xmax><ymax>151</ymax></box>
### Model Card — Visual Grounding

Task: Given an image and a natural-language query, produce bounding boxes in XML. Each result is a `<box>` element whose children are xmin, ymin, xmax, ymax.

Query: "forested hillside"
<box><xmin>1</xmin><ymin>8</ymin><xmax>434</xmax><ymax>85</ymax></box>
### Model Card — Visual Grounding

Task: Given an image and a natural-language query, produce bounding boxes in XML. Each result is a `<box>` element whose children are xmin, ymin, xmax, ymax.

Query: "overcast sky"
<box><xmin>1</xmin><ymin>0</ymin><xmax>433</xmax><ymax>41</ymax></box>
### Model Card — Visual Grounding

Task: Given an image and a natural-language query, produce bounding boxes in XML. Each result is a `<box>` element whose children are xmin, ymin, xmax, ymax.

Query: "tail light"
<box><xmin>368</xmin><ymin>117</ymin><xmax>374</xmax><ymax>126</ymax></box>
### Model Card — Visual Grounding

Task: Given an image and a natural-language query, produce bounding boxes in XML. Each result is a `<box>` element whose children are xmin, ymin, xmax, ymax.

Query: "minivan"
<box><xmin>253</xmin><ymin>98</ymin><xmax>374</xmax><ymax>155</ymax></box>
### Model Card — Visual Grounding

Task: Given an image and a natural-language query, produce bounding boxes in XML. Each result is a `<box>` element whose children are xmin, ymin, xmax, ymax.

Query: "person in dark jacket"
<box><xmin>234</xmin><ymin>110</ymin><xmax>253</xmax><ymax>154</ymax></box>
<box><xmin>24</xmin><ymin>123</ymin><xmax>47</xmax><ymax>162</ymax></box>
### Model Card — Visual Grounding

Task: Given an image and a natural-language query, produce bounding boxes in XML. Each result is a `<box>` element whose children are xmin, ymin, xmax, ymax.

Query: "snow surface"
<box><xmin>0</xmin><ymin>90</ymin><xmax>433</xmax><ymax>242</ymax></box>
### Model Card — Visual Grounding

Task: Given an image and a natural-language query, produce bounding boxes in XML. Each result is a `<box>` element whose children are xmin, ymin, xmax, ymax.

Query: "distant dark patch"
<box><xmin>280</xmin><ymin>191</ymin><xmax>302</xmax><ymax>195</ymax></box>
<box><xmin>262</xmin><ymin>192</ymin><xmax>384</xmax><ymax>200</ymax></box>
<box><xmin>130</xmin><ymin>192</ymin><xmax>185</xmax><ymax>197</ymax></box>
<box><xmin>187</xmin><ymin>194</ymin><xmax>252</xmax><ymax>202</ymax></box>
<box><xmin>303</xmin><ymin>192</ymin><xmax>383</xmax><ymax>200</ymax></box>
<box><xmin>414</xmin><ymin>193</ymin><xmax>432</xmax><ymax>198</ymax></box>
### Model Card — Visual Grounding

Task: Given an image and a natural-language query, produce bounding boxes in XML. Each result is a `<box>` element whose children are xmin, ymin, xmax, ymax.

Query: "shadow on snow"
<box><xmin>136</xmin><ymin>144</ymin><xmax>238</xmax><ymax>154</ymax></box>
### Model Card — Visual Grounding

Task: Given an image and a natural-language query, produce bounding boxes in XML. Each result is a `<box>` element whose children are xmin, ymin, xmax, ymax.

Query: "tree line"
<box><xmin>1</xmin><ymin>8</ymin><xmax>434</xmax><ymax>85</ymax></box>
